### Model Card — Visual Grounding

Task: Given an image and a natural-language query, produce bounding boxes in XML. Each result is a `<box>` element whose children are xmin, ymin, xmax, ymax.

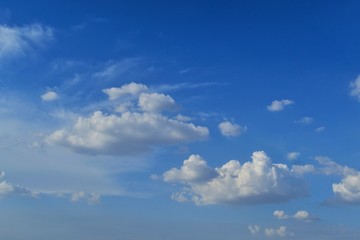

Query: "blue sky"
<box><xmin>1</xmin><ymin>1</ymin><xmax>360</xmax><ymax>239</ymax></box>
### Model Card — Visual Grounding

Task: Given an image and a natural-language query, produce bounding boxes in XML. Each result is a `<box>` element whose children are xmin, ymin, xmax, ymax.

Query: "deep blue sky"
<box><xmin>0</xmin><ymin>1</ymin><xmax>360</xmax><ymax>239</ymax></box>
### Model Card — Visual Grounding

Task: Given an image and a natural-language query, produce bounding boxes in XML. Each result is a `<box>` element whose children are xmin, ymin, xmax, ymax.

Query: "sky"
<box><xmin>0</xmin><ymin>0</ymin><xmax>360</xmax><ymax>239</ymax></box>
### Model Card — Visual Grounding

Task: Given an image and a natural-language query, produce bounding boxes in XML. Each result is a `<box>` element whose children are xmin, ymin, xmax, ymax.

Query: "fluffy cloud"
<box><xmin>163</xmin><ymin>155</ymin><xmax>217</xmax><ymax>183</ymax></box>
<box><xmin>138</xmin><ymin>93</ymin><xmax>178</xmax><ymax>113</ymax></box>
<box><xmin>273</xmin><ymin>210</ymin><xmax>288</xmax><ymax>219</ymax></box>
<box><xmin>103</xmin><ymin>82</ymin><xmax>148</xmax><ymax>100</ymax></box>
<box><xmin>41</xmin><ymin>90</ymin><xmax>58</xmax><ymax>101</ymax></box>
<box><xmin>267</xmin><ymin>99</ymin><xmax>294</xmax><ymax>112</ymax></box>
<box><xmin>0</xmin><ymin>23</ymin><xmax>53</xmax><ymax>59</ymax></box>
<box><xmin>218</xmin><ymin>121</ymin><xmax>246</xmax><ymax>137</ymax></box>
<box><xmin>350</xmin><ymin>75</ymin><xmax>360</xmax><ymax>101</ymax></box>
<box><xmin>265</xmin><ymin>226</ymin><xmax>287</xmax><ymax>237</ymax></box>
<box><xmin>161</xmin><ymin>151</ymin><xmax>309</xmax><ymax>205</ymax></box>
<box><xmin>48</xmin><ymin>82</ymin><xmax>209</xmax><ymax>156</ymax></box>
<box><xmin>333</xmin><ymin>172</ymin><xmax>360</xmax><ymax>203</ymax></box>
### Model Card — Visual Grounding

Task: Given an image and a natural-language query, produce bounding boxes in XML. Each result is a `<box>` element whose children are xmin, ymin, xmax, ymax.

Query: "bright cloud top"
<box><xmin>267</xmin><ymin>99</ymin><xmax>294</xmax><ymax>112</ymax></box>
<box><xmin>350</xmin><ymin>75</ymin><xmax>360</xmax><ymax>101</ymax></box>
<box><xmin>162</xmin><ymin>151</ymin><xmax>309</xmax><ymax>205</ymax></box>
<box><xmin>218</xmin><ymin>121</ymin><xmax>246</xmax><ymax>137</ymax></box>
<box><xmin>47</xmin><ymin>83</ymin><xmax>209</xmax><ymax>156</ymax></box>
<box><xmin>103</xmin><ymin>82</ymin><xmax>148</xmax><ymax>100</ymax></box>
<box><xmin>41</xmin><ymin>90</ymin><xmax>58</xmax><ymax>101</ymax></box>
<box><xmin>0</xmin><ymin>23</ymin><xmax>53</xmax><ymax>59</ymax></box>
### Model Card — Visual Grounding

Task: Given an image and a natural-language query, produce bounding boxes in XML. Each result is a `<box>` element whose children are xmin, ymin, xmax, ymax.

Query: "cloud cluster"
<box><xmin>350</xmin><ymin>75</ymin><xmax>360</xmax><ymax>101</ymax></box>
<box><xmin>48</xmin><ymin>83</ymin><xmax>209</xmax><ymax>156</ymax></box>
<box><xmin>249</xmin><ymin>225</ymin><xmax>290</xmax><ymax>238</ymax></box>
<box><xmin>0</xmin><ymin>23</ymin><xmax>53</xmax><ymax>59</ymax></box>
<box><xmin>273</xmin><ymin>210</ymin><xmax>318</xmax><ymax>222</ymax></box>
<box><xmin>162</xmin><ymin>151</ymin><xmax>309</xmax><ymax>205</ymax></box>
<box><xmin>267</xmin><ymin>99</ymin><xmax>294</xmax><ymax>112</ymax></box>
<box><xmin>0</xmin><ymin>171</ymin><xmax>37</xmax><ymax>197</ymax></box>
<box><xmin>218</xmin><ymin>121</ymin><xmax>246</xmax><ymax>137</ymax></box>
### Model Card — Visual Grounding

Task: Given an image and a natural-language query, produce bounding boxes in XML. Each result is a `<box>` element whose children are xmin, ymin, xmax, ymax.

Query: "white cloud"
<box><xmin>273</xmin><ymin>210</ymin><xmax>288</xmax><ymax>219</ymax></box>
<box><xmin>162</xmin><ymin>151</ymin><xmax>309</xmax><ymax>205</ymax></box>
<box><xmin>218</xmin><ymin>121</ymin><xmax>246</xmax><ymax>137</ymax></box>
<box><xmin>41</xmin><ymin>90</ymin><xmax>58</xmax><ymax>101</ymax></box>
<box><xmin>350</xmin><ymin>75</ymin><xmax>360</xmax><ymax>101</ymax></box>
<box><xmin>293</xmin><ymin>210</ymin><xmax>310</xmax><ymax>221</ymax></box>
<box><xmin>267</xmin><ymin>99</ymin><xmax>294</xmax><ymax>112</ymax></box>
<box><xmin>103</xmin><ymin>82</ymin><xmax>148</xmax><ymax>100</ymax></box>
<box><xmin>333</xmin><ymin>172</ymin><xmax>360</xmax><ymax>203</ymax></box>
<box><xmin>248</xmin><ymin>225</ymin><xmax>261</xmax><ymax>235</ymax></box>
<box><xmin>287</xmin><ymin>152</ymin><xmax>300</xmax><ymax>160</ymax></box>
<box><xmin>265</xmin><ymin>226</ymin><xmax>287</xmax><ymax>237</ymax></box>
<box><xmin>315</xmin><ymin>126</ymin><xmax>325</xmax><ymax>133</ymax></box>
<box><xmin>47</xmin><ymin>111</ymin><xmax>209</xmax><ymax>156</ymax></box>
<box><xmin>274</xmin><ymin>209</ymin><xmax>318</xmax><ymax>222</ymax></box>
<box><xmin>163</xmin><ymin>155</ymin><xmax>216</xmax><ymax>183</ymax></box>
<box><xmin>0</xmin><ymin>23</ymin><xmax>53</xmax><ymax>59</ymax></box>
<box><xmin>295</xmin><ymin>116</ymin><xmax>313</xmax><ymax>124</ymax></box>
<box><xmin>49</xmin><ymin>82</ymin><xmax>209</xmax><ymax>156</ymax></box>
<box><xmin>0</xmin><ymin>170</ymin><xmax>37</xmax><ymax>197</ymax></box>
<box><xmin>138</xmin><ymin>93</ymin><xmax>178</xmax><ymax>113</ymax></box>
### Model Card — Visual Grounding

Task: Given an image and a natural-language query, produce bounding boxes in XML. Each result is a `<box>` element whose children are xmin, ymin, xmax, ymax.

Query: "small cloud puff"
<box><xmin>218</xmin><ymin>121</ymin><xmax>246</xmax><ymax>137</ymax></box>
<box><xmin>41</xmin><ymin>90</ymin><xmax>58</xmax><ymax>101</ymax></box>
<box><xmin>315</xmin><ymin>126</ymin><xmax>325</xmax><ymax>133</ymax></box>
<box><xmin>287</xmin><ymin>152</ymin><xmax>300</xmax><ymax>161</ymax></box>
<box><xmin>295</xmin><ymin>116</ymin><xmax>313</xmax><ymax>125</ymax></box>
<box><xmin>273</xmin><ymin>210</ymin><xmax>318</xmax><ymax>222</ymax></box>
<box><xmin>265</xmin><ymin>226</ymin><xmax>288</xmax><ymax>237</ymax></box>
<box><xmin>350</xmin><ymin>75</ymin><xmax>360</xmax><ymax>101</ymax></box>
<box><xmin>267</xmin><ymin>99</ymin><xmax>294</xmax><ymax>112</ymax></box>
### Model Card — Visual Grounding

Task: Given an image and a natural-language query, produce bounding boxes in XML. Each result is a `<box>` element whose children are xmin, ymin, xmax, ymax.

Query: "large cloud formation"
<box><xmin>162</xmin><ymin>151</ymin><xmax>309</xmax><ymax>205</ymax></box>
<box><xmin>47</xmin><ymin>83</ymin><xmax>209</xmax><ymax>156</ymax></box>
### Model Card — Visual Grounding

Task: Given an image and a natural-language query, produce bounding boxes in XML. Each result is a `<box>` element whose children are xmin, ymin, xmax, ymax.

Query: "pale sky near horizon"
<box><xmin>1</xmin><ymin>1</ymin><xmax>360</xmax><ymax>239</ymax></box>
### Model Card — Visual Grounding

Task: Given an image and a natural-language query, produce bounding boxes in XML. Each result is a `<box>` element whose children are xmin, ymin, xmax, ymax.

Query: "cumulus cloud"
<box><xmin>163</xmin><ymin>155</ymin><xmax>217</xmax><ymax>183</ymax></box>
<box><xmin>267</xmin><ymin>99</ymin><xmax>294</xmax><ymax>112</ymax></box>
<box><xmin>161</xmin><ymin>151</ymin><xmax>309</xmax><ymax>205</ymax></box>
<box><xmin>103</xmin><ymin>82</ymin><xmax>148</xmax><ymax>100</ymax></box>
<box><xmin>332</xmin><ymin>172</ymin><xmax>360</xmax><ymax>203</ymax></box>
<box><xmin>273</xmin><ymin>210</ymin><xmax>288</xmax><ymax>219</ymax></box>
<box><xmin>218</xmin><ymin>121</ymin><xmax>246</xmax><ymax>137</ymax></box>
<box><xmin>274</xmin><ymin>210</ymin><xmax>318</xmax><ymax>222</ymax></box>
<box><xmin>48</xmin><ymin>111</ymin><xmax>208</xmax><ymax>156</ymax></box>
<box><xmin>138</xmin><ymin>93</ymin><xmax>178</xmax><ymax>113</ymax></box>
<box><xmin>41</xmin><ymin>90</ymin><xmax>58</xmax><ymax>101</ymax></box>
<box><xmin>287</xmin><ymin>152</ymin><xmax>300</xmax><ymax>161</ymax></box>
<box><xmin>265</xmin><ymin>226</ymin><xmax>287</xmax><ymax>237</ymax></box>
<box><xmin>48</xmin><ymin>82</ymin><xmax>209</xmax><ymax>156</ymax></box>
<box><xmin>0</xmin><ymin>23</ymin><xmax>53</xmax><ymax>59</ymax></box>
<box><xmin>350</xmin><ymin>75</ymin><xmax>360</xmax><ymax>101</ymax></box>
